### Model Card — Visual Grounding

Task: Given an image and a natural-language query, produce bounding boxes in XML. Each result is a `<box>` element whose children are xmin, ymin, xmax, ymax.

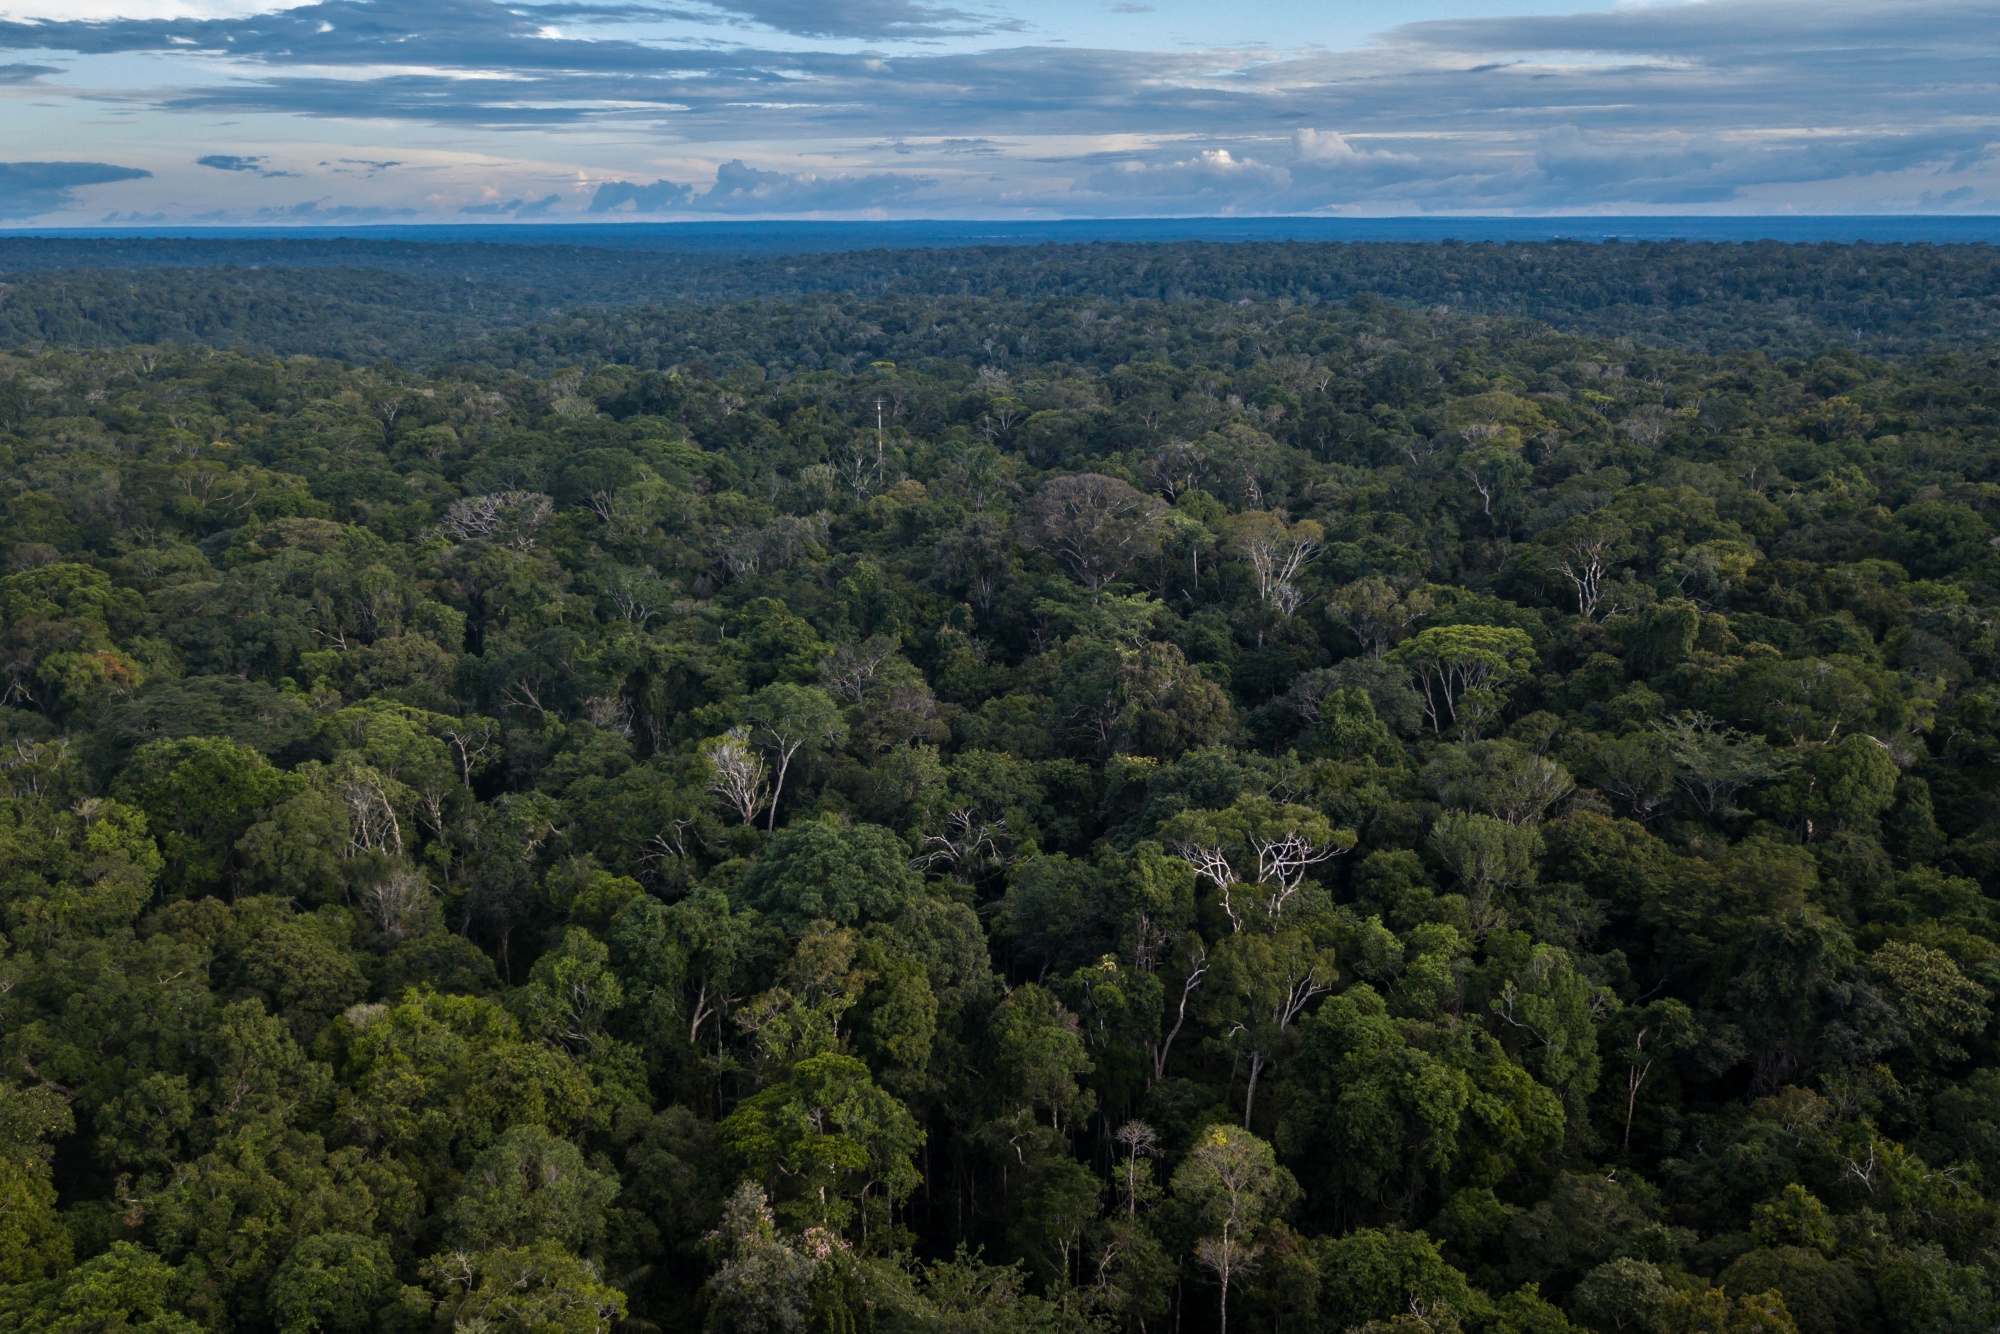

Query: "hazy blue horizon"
<box><xmin>9</xmin><ymin>215</ymin><xmax>2000</xmax><ymax>255</ymax></box>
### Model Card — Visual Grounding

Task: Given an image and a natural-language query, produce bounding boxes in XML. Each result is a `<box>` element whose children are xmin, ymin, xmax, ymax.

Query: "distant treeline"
<box><xmin>0</xmin><ymin>237</ymin><xmax>1997</xmax><ymax>365</ymax></box>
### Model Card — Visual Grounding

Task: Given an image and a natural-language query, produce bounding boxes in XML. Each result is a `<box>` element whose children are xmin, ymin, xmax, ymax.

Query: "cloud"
<box><xmin>3</xmin><ymin>0</ymin><xmax>2000</xmax><ymax>214</ymax></box>
<box><xmin>1388</xmin><ymin>0</ymin><xmax>1996</xmax><ymax>63</ymax></box>
<box><xmin>461</xmin><ymin>191</ymin><xmax>563</xmax><ymax>215</ymax></box>
<box><xmin>589</xmin><ymin>177</ymin><xmax>694</xmax><ymax>212</ymax></box>
<box><xmin>699</xmin><ymin>158</ymin><xmax>928</xmax><ymax>211</ymax></box>
<box><xmin>243</xmin><ymin>198</ymin><xmax>418</xmax><ymax>220</ymax></box>
<box><xmin>1076</xmin><ymin>148</ymin><xmax>1287</xmax><ymax>201</ymax></box>
<box><xmin>1291</xmin><ymin>130</ymin><xmax>1408</xmax><ymax>169</ymax></box>
<box><xmin>1529</xmin><ymin>125</ymin><xmax>1733</xmax><ymax>205</ymax></box>
<box><xmin>0</xmin><ymin>62</ymin><xmax>60</xmax><ymax>81</ymax></box>
<box><xmin>695</xmin><ymin>0</ymin><xmax>1022</xmax><ymax>39</ymax></box>
<box><xmin>197</xmin><ymin>153</ymin><xmax>297</xmax><ymax>177</ymax></box>
<box><xmin>0</xmin><ymin>0</ymin><xmax>317</xmax><ymax>18</ymax></box>
<box><xmin>413</xmin><ymin>0</ymin><xmax>1023</xmax><ymax>40</ymax></box>
<box><xmin>591</xmin><ymin>160</ymin><xmax>928</xmax><ymax>213</ymax></box>
<box><xmin>0</xmin><ymin>160</ymin><xmax>151</xmax><ymax>218</ymax></box>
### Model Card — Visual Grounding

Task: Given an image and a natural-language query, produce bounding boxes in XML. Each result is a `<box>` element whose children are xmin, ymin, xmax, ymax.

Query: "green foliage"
<box><xmin>1389</xmin><ymin>625</ymin><xmax>1538</xmax><ymax>737</ymax></box>
<box><xmin>1719</xmin><ymin>1247</ymin><xmax>1873</xmax><ymax>1334</ymax></box>
<box><xmin>992</xmin><ymin>983</ymin><xmax>1095</xmax><ymax>1133</ymax></box>
<box><xmin>704</xmin><ymin>1182</ymin><xmax>816</xmax><ymax>1334</ymax></box>
<box><xmin>424</xmin><ymin>1240</ymin><xmax>627</xmax><ymax>1334</ymax></box>
<box><xmin>0</xmin><ymin>1242</ymin><xmax>202</xmax><ymax>1334</ymax></box>
<box><xmin>1571</xmin><ymin>1258</ymin><xmax>1672</xmax><ymax>1334</ymax></box>
<box><xmin>719</xmin><ymin>1052</ymin><xmax>924</xmax><ymax>1234</ymax></box>
<box><xmin>268</xmin><ymin>1232</ymin><xmax>403</xmax><ymax>1334</ymax></box>
<box><xmin>1313</xmin><ymin>1227</ymin><xmax>1475</xmax><ymax>1329</ymax></box>
<box><xmin>113</xmin><ymin>735</ymin><xmax>293</xmax><ymax>897</ymax></box>
<box><xmin>0</xmin><ymin>1083</ymin><xmax>72</xmax><ymax>1285</ymax></box>
<box><xmin>0</xmin><ymin>245</ymin><xmax>1997</xmax><ymax>1334</ymax></box>
<box><xmin>444</xmin><ymin>1124</ymin><xmax>621</xmax><ymax>1253</ymax></box>
<box><xmin>742</xmin><ymin>821</ymin><xmax>921</xmax><ymax>928</ymax></box>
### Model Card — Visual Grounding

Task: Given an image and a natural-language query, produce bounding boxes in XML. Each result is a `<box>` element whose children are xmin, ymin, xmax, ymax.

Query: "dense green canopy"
<box><xmin>0</xmin><ymin>245</ymin><xmax>1996</xmax><ymax>1334</ymax></box>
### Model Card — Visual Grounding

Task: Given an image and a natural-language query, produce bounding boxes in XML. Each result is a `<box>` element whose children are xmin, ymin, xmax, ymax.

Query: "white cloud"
<box><xmin>2</xmin><ymin>0</ymin><xmax>1999</xmax><ymax>216</ymax></box>
<box><xmin>0</xmin><ymin>0</ymin><xmax>310</xmax><ymax>19</ymax></box>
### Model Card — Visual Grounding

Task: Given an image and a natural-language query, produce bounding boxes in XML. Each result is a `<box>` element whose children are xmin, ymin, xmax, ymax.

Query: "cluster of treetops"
<box><xmin>4</xmin><ymin>235</ymin><xmax>2000</xmax><ymax>366</ymax></box>
<box><xmin>0</xmin><ymin>278</ymin><xmax>1995</xmax><ymax>1334</ymax></box>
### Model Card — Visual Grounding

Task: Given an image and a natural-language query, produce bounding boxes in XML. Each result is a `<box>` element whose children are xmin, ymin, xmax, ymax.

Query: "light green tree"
<box><xmin>1388</xmin><ymin>625</ymin><xmax>1538</xmax><ymax>736</ymax></box>
<box><xmin>746</xmin><ymin>683</ymin><xmax>847</xmax><ymax>829</ymax></box>
<box><xmin>1171</xmin><ymin>1125</ymin><xmax>1297</xmax><ymax>1334</ymax></box>
<box><xmin>718</xmin><ymin>1052</ymin><xmax>924</xmax><ymax>1238</ymax></box>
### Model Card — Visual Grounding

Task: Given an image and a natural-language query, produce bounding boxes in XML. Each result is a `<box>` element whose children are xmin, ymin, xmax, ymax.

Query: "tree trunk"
<box><xmin>1242</xmin><ymin>1052</ymin><xmax>1266</xmax><ymax>1130</ymax></box>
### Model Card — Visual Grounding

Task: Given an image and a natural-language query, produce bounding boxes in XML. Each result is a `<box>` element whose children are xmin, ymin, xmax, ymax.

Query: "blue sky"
<box><xmin>0</xmin><ymin>0</ymin><xmax>1995</xmax><ymax>223</ymax></box>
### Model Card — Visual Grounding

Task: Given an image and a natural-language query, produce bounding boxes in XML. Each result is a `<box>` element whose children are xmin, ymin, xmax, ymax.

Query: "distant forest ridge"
<box><xmin>0</xmin><ymin>235</ymin><xmax>1997</xmax><ymax>366</ymax></box>
<box><xmin>17</xmin><ymin>215</ymin><xmax>2000</xmax><ymax>249</ymax></box>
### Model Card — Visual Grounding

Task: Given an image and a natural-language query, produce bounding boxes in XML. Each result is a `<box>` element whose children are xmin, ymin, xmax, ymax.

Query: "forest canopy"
<box><xmin>4</xmin><ymin>235</ymin><xmax>2000</xmax><ymax>364</ymax></box>
<box><xmin>0</xmin><ymin>240</ymin><xmax>1997</xmax><ymax>1334</ymax></box>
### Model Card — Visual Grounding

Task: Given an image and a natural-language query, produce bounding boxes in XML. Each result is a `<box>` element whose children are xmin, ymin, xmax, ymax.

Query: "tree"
<box><xmin>1719</xmin><ymin>1248</ymin><xmax>1873</xmax><ymax>1334</ymax></box>
<box><xmin>1430</xmin><ymin>811</ymin><xmax>1540</xmax><ymax>933</ymax></box>
<box><xmin>1762</xmin><ymin>733</ymin><xmax>1899</xmax><ymax>839</ymax></box>
<box><xmin>1609</xmin><ymin>999</ymin><xmax>1700</xmax><ymax>1149</ymax></box>
<box><xmin>1653</xmin><ymin>712</ymin><xmax>1778</xmax><ymax>818</ymax></box>
<box><xmin>1010</xmin><ymin>1155</ymin><xmax>1103</xmax><ymax>1284</ymax></box>
<box><xmin>1504</xmin><ymin>1172</ymin><xmax>1680</xmax><ymax>1299</ymax></box>
<box><xmin>1656</xmin><ymin>1287</ymin><xmax>1798</xmax><ymax>1334</ymax></box>
<box><xmin>232</xmin><ymin>912</ymin><xmax>369</xmax><ymax>1040</ymax></box>
<box><xmin>0</xmin><ymin>1241</ymin><xmax>204</xmax><ymax>1334</ymax></box>
<box><xmin>718</xmin><ymin>1052</ymin><xmax>924</xmax><ymax>1236</ymax></box>
<box><xmin>705</xmin><ymin>727</ymin><xmax>772</xmax><ymax>826</ymax></box>
<box><xmin>1576</xmin><ymin>732</ymin><xmax>1677</xmax><ymax>822</ymax></box>
<box><xmin>1571</xmin><ymin>1258</ymin><xmax>1671</xmax><ymax>1333</ymax></box>
<box><xmin>1388</xmin><ymin>626</ymin><xmax>1538</xmax><ymax>736</ymax></box>
<box><xmin>612</xmin><ymin>887</ymin><xmax>759</xmax><ymax>1083</ymax></box>
<box><xmin>1724</xmin><ymin>908</ymin><xmax>1899</xmax><ymax>1091</ymax></box>
<box><xmin>1425</xmin><ymin>741</ymin><xmax>1575</xmax><ymax>826</ymax></box>
<box><xmin>1327</xmin><ymin>578</ymin><xmax>1433</xmax><ymax>659</ymax></box>
<box><xmin>444</xmin><ymin>1124</ymin><xmax>621</xmax><ymax>1253</ymax></box>
<box><xmin>1160</xmin><ymin>794</ymin><xmax>1356</xmax><ymax>933</ymax></box>
<box><xmin>1488</xmin><ymin>944</ymin><xmax>1615</xmax><ymax>1126</ymax></box>
<box><xmin>1875</xmin><ymin>1243</ymin><xmax>1994</xmax><ymax>1334</ymax></box>
<box><xmin>0</xmin><ymin>1082</ymin><xmax>72</xmax><ymax>1285</ymax></box>
<box><xmin>1462</xmin><ymin>445</ymin><xmax>1533</xmax><ymax>525</ymax></box>
<box><xmin>1201</xmin><ymin>927</ymin><xmax>1339</xmax><ymax>1128</ymax></box>
<box><xmin>1112</xmin><ymin>1120</ymin><xmax>1162</xmax><ymax>1217</ymax></box>
<box><xmin>703</xmin><ymin>1183</ymin><xmax>816</xmax><ymax>1334</ymax></box>
<box><xmin>424</xmin><ymin>1241</ymin><xmax>627</xmax><ymax>1334</ymax></box>
<box><xmin>113</xmin><ymin>735</ymin><xmax>294</xmax><ymax>898</ymax></box>
<box><xmin>991</xmin><ymin>983</ymin><xmax>1094</xmax><ymax>1133</ymax></box>
<box><xmin>269</xmin><ymin>1232</ymin><xmax>403</xmax><ymax>1334</ymax></box>
<box><xmin>1222</xmin><ymin>511</ymin><xmax>1323</xmax><ymax>618</ymax></box>
<box><xmin>1540</xmin><ymin>515</ymin><xmax>1630</xmax><ymax>620</ymax></box>
<box><xmin>1020</xmin><ymin>473</ymin><xmax>1168</xmax><ymax>592</ymax></box>
<box><xmin>1866</xmin><ymin>941</ymin><xmax>1990</xmax><ymax>1068</ymax></box>
<box><xmin>1171</xmin><ymin>1126</ymin><xmax>1297</xmax><ymax>1334</ymax></box>
<box><xmin>1315</xmin><ymin>1227</ymin><xmax>1477</xmax><ymax>1330</ymax></box>
<box><xmin>745</xmin><ymin>683</ymin><xmax>847</xmax><ymax>829</ymax></box>
<box><xmin>513</xmin><ymin>927</ymin><xmax>627</xmax><ymax>1056</ymax></box>
<box><xmin>743</xmin><ymin>820</ymin><xmax>922</xmax><ymax>928</ymax></box>
<box><xmin>1277</xmin><ymin>984</ymin><xmax>1561</xmax><ymax>1224</ymax></box>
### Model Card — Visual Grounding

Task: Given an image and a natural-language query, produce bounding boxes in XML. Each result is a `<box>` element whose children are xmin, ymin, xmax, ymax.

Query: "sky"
<box><xmin>0</xmin><ymin>0</ymin><xmax>1996</xmax><ymax>223</ymax></box>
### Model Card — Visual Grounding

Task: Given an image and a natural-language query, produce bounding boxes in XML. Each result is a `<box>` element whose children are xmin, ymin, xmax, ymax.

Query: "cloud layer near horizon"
<box><xmin>0</xmin><ymin>0</ymin><xmax>1996</xmax><ymax>221</ymax></box>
